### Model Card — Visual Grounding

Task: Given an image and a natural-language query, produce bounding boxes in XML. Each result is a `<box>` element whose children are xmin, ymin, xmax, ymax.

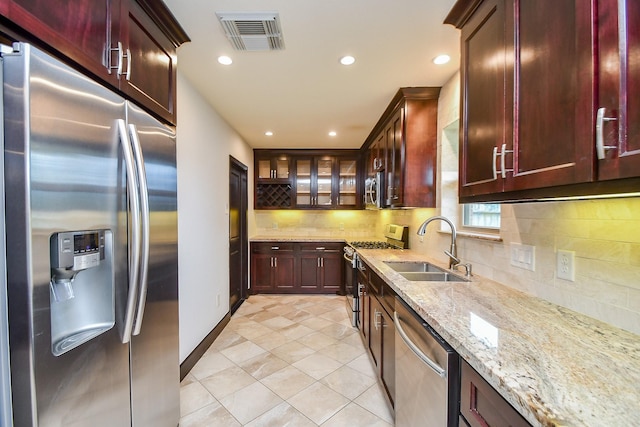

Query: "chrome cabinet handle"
<box><xmin>317</xmin><ymin>258</ymin><xmax>321</xmax><ymax>268</ymax></box>
<box><xmin>394</xmin><ymin>311</ymin><xmax>446</xmax><ymax>378</ymax></box>
<box><xmin>125</xmin><ymin>48</ymin><xmax>132</xmax><ymax>81</ymax></box>
<box><xmin>271</xmin><ymin>246</ymin><xmax>279</xmax><ymax>250</ymax></box>
<box><xmin>109</xmin><ymin>42</ymin><xmax>124</xmax><ymax>76</ymax></box>
<box><xmin>596</xmin><ymin>107</ymin><xmax>618</xmax><ymax>159</ymax></box>
<box><xmin>374</xmin><ymin>309</ymin><xmax>381</xmax><ymax>330</ymax></box>
<box><xmin>129</xmin><ymin>124</ymin><xmax>150</xmax><ymax>336</ymax></box>
<box><xmin>499</xmin><ymin>143</ymin><xmax>513</xmax><ymax>178</ymax></box>
<box><xmin>316</xmin><ymin>247</ymin><xmax>325</xmax><ymax>251</ymax></box>
<box><xmin>492</xmin><ymin>146</ymin><xmax>498</xmax><ymax>180</ymax></box>
<box><xmin>118</xmin><ymin>119</ymin><xmax>140</xmax><ymax>344</ymax></box>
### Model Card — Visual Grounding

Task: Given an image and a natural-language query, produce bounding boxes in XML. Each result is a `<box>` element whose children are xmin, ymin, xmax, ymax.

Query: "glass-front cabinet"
<box><xmin>295</xmin><ymin>157</ymin><xmax>335</xmax><ymax>208</ymax></box>
<box><xmin>338</xmin><ymin>159</ymin><xmax>358</xmax><ymax>207</ymax></box>
<box><xmin>254</xmin><ymin>150</ymin><xmax>360</xmax><ymax>210</ymax></box>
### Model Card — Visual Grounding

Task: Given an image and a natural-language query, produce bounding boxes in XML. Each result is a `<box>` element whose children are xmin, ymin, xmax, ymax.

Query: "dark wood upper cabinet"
<box><xmin>254</xmin><ymin>149</ymin><xmax>361</xmax><ymax>210</ymax></box>
<box><xmin>362</xmin><ymin>87</ymin><xmax>440</xmax><ymax>208</ymax></box>
<box><xmin>596</xmin><ymin>0</ymin><xmax>640</xmax><ymax>181</ymax></box>
<box><xmin>448</xmin><ymin>0</ymin><xmax>593</xmax><ymax>201</ymax></box>
<box><xmin>2</xmin><ymin>0</ymin><xmax>189</xmax><ymax>125</ymax></box>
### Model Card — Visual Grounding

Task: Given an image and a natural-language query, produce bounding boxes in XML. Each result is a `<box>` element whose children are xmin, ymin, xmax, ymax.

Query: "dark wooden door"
<box><xmin>299</xmin><ymin>252</ymin><xmax>321</xmax><ymax>291</ymax></box>
<box><xmin>229</xmin><ymin>157</ymin><xmax>247</xmax><ymax>314</ymax></box>
<box><xmin>251</xmin><ymin>253</ymin><xmax>274</xmax><ymax>293</ymax></box>
<box><xmin>458</xmin><ymin>0</ymin><xmax>510</xmax><ymax>198</ymax></box>
<box><xmin>597</xmin><ymin>0</ymin><xmax>640</xmax><ymax>180</ymax></box>
<box><xmin>508</xmin><ymin>0</ymin><xmax>594</xmax><ymax>191</ymax></box>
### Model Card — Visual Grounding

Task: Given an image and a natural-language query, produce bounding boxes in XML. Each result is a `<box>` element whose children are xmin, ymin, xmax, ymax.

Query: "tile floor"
<box><xmin>179</xmin><ymin>294</ymin><xmax>394</xmax><ymax>426</ymax></box>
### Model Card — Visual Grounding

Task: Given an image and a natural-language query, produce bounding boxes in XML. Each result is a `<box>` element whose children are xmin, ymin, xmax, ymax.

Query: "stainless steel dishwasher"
<box><xmin>394</xmin><ymin>297</ymin><xmax>459</xmax><ymax>427</ymax></box>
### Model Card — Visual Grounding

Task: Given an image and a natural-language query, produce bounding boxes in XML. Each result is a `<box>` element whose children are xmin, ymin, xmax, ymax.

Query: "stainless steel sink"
<box><xmin>383</xmin><ymin>261</ymin><xmax>469</xmax><ymax>282</ymax></box>
<box><xmin>398</xmin><ymin>271</ymin><xmax>469</xmax><ymax>282</ymax></box>
<box><xmin>384</xmin><ymin>261</ymin><xmax>445</xmax><ymax>273</ymax></box>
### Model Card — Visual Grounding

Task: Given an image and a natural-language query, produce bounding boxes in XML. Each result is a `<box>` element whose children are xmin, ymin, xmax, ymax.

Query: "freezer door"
<box><xmin>126</xmin><ymin>101</ymin><xmax>179</xmax><ymax>427</ymax></box>
<box><xmin>3</xmin><ymin>44</ymin><xmax>131</xmax><ymax>426</ymax></box>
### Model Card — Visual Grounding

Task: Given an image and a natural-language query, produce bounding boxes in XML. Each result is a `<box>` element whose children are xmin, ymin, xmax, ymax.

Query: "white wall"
<box><xmin>175</xmin><ymin>72</ymin><xmax>253</xmax><ymax>363</ymax></box>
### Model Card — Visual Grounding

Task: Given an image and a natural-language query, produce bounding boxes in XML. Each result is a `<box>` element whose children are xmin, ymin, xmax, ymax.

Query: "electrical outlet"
<box><xmin>557</xmin><ymin>250</ymin><xmax>575</xmax><ymax>281</ymax></box>
<box><xmin>272</xmin><ymin>222</ymin><xmax>278</xmax><ymax>230</ymax></box>
<box><xmin>339</xmin><ymin>223</ymin><xmax>344</xmax><ymax>231</ymax></box>
<box><xmin>216</xmin><ymin>294</ymin><xmax>221</xmax><ymax>307</ymax></box>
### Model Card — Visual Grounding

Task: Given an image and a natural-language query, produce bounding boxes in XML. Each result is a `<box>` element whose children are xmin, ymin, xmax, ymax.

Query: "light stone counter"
<box><xmin>356</xmin><ymin>248</ymin><xmax>640</xmax><ymax>427</ymax></box>
<box><xmin>250</xmin><ymin>235</ymin><xmax>347</xmax><ymax>243</ymax></box>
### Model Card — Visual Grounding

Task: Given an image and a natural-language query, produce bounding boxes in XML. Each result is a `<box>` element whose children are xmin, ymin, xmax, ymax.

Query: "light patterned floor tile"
<box><xmin>321</xmin><ymin>402</ymin><xmax>394</xmax><ymax>427</ymax></box>
<box><xmin>292</xmin><ymin>353</ymin><xmax>344</xmax><ymax>380</ymax></box>
<box><xmin>320</xmin><ymin>365</ymin><xmax>377</xmax><ymax>400</ymax></box>
<box><xmin>270</xmin><ymin>341</ymin><xmax>316</xmax><ymax>364</ymax></box>
<box><xmin>200</xmin><ymin>365</ymin><xmax>256</xmax><ymax>400</ymax></box>
<box><xmin>180</xmin><ymin>381</ymin><xmax>216</xmax><ymax>417</ymax></box>
<box><xmin>353</xmin><ymin>382</ymin><xmax>394</xmax><ymax>424</ymax></box>
<box><xmin>219</xmin><ymin>381</ymin><xmax>283</xmax><ymax>425</ymax></box>
<box><xmin>238</xmin><ymin>352</ymin><xmax>289</xmax><ymax>380</ymax></box>
<box><xmin>244</xmin><ymin>402</ymin><xmax>316</xmax><ymax>427</ymax></box>
<box><xmin>180</xmin><ymin>295</ymin><xmax>392</xmax><ymax>427</ymax></box>
<box><xmin>287</xmin><ymin>381</ymin><xmax>350</xmax><ymax>425</ymax></box>
<box><xmin>179</xmin><ymin>401</ymin><xmax>241</xmax><ymax>427</ymax></box>
<box><xmin>260</xmin><ymin>365</ymin><xmax>316</xmax><ymax>400</ymax></box>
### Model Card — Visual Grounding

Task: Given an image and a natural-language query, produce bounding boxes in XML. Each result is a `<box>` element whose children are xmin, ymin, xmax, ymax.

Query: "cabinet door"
<box><xmin>299</xmin><ymin>253</ymin><xmax>321</xmax><ymax>291</ymax></box>
<box><xmin>508</xmin><ymin>0</ymin><xmax>594</xmax><ymax>191</ymax></box>
<box><xmin>459</xmin><ymin>0</ymin><xmax>509</xmax><ymax>198</ymax></box>
<box><xmin>386</xmin><ymin>108</ymin><xmax>403</xmax><ymax>205</ymax></box>
<box><xmin>320</xmin><ymin>253</ymin><xmax>343</xmax><ymax>293</ymax></box>
<box><xmin>596</xmin><ymin>0</ymin><xmax>640</xmax><ymax>180</ymax></box>
<box><xmin>117</xmin><ymin>0</ymin><xmax>177</xmax><ymax>124</ymax></box>
<box><xmin>380</xmin><ymin>307</ymin><xmax>395</xmax><ymax>406</ymax></box>
<box><xmin>6</xmin><ymin>0</ymin><xmax>116</xmax><ymax>86</ymax></box>
<box><xmin>295</xmin><ymin>158</ymin><xmax>313</xmax><ymax>206</ymax></box>
<box><xmin>316</xmin><ymin>157</ymin><xmax>335</xmax><ymax>206</ymax></box>
<box><xmin>251</xmin><ymin>254</ymin><xmax>274</xmax><ymax>293</ymax></box>
<box><xmin>369</xmin><ymin>297</ymin><xmax>383</xmax><ymax>370</ymax></box>
<box><xmin>337</xmin><ymin>158</ymin><xmax>359</xmax><ymax>208</ymax></box>
<box><xmin>357</xmin><ymin>269</ymin><xmax>368</xmax><ymax>341</ymax></box>
<box><xmin>273</xmin><ymin>254</ymin><xmax>296</xmax><ymax>292</ymax></box>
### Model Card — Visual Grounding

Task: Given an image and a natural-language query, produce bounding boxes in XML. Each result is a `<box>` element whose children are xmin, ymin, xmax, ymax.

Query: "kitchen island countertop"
<box><xmin>356</xmin><ymin>248</ymin><xmax>640</xmax><ymax>427</ymax></box>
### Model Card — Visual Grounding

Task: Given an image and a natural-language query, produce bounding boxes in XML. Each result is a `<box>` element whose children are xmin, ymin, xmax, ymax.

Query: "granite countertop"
<box><xmin>356</xmin><ymin>248</ymin><xmax>640</xmax><ymax>427</ymax></box>
<box><xmin>250</xmin><ymin>235</ymin><xmax>347</xmax><ymax>243</ymax></box>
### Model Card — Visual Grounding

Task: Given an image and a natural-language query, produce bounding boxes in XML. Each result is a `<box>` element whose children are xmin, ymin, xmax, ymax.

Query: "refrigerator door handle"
<box><xmin>129</xmin><ymin>124</ymin><xmax>150</xmax><ymax>336</ymax></box>
<box><xmin>118</xmin><ymin>119</ymin><xmax>141</xmax><ymax>343</ymax></box>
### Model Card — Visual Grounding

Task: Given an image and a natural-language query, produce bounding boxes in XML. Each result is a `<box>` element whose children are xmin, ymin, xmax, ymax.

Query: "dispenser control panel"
<box><xmin>51</xmin><ymin>230</ymin><xmax>105</xmax><ymax>271</ymax></box>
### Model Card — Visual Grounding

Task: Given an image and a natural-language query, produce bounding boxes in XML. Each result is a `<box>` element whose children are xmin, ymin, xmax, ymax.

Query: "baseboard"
<box><xmin>180</xmin><ymin>312</ymin><xmax>231</xmax><ymax>381</ymax></box>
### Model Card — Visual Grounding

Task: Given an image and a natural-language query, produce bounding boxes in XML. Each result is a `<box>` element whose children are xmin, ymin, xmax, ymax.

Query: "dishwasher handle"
<box><xmin>394</xmin><ymin>311</ymin><xmax>446</xmax><ymax>378</ymax></box>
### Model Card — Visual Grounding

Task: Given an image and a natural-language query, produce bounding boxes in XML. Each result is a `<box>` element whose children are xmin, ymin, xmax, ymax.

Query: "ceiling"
<box><xmin>162</xmin><ymin>0</ymin><xmax>461</xmax><ymax>149</ymax></box>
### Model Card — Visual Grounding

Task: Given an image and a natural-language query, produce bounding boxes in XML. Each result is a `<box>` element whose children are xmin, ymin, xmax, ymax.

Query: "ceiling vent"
<box><xmin>216</xmin><ymin>12</ymin><xmax>285</xmax><ymax>51</ymax></box>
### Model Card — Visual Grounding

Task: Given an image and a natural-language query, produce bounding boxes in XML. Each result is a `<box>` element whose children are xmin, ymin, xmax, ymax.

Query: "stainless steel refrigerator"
<box><xmin>2</xmin><ymin>42</ymin><xmax>179</xmax><ymax>426</ymax></box>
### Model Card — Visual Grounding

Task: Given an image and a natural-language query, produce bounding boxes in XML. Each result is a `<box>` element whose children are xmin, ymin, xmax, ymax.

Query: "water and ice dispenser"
<box><xmin>49</xmin><ymin>230</ymin><xmax>115</xmax><ymax>356</ymax></box>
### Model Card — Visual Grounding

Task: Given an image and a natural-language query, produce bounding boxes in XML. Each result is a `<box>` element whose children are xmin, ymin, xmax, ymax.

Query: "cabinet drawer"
<box><xmin>251</xmin><ymin>242</ymin><xmax>295</xmax><ymax>253</ymax></box>
<box><xmin>299</xmin><ymin>242</ymin><xmax>343</xmax><ymax>252</ymax></box>
<box><xmin>460</xmin><ymin>360</ymin><xmax>531</xmax><ymax>427</ymax></box>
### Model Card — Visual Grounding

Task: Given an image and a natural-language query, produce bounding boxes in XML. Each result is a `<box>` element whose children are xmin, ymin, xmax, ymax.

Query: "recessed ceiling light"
<box><xmin>218</xmin><ymin>55</ymin><xmax>233</xmax><ymax>65</ymax></box>
<box><xmin>340</xmin><ymin>56</ymin><xmax>355</xmax><ymax>66</ymax></box>
<box><xmin>328</xmin><ymin>131</ymin><xmax>337</xmax><ymax>137</ymax></box>
<box><xmin>265</xmin><ymin>131</ymin><xmax>273</xmax><ymax>136</ymax></box>
<box><xmin>433</xmin><ymin>54</ymin><xmax>450</xmax><ymax>65</ymax></box>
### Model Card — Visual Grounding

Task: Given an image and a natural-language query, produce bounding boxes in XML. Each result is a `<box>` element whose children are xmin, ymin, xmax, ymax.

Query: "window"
<box><xmin>462</xmin><ymin>203</ymin><xmax>500</xmax><ymax>229</ymax></box>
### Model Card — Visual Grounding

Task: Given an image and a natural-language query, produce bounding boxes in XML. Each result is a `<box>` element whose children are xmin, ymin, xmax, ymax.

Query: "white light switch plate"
<box><xmin>510</xmin><ymin>243</ymin><xmax>535</xmax><ymax>271</ymax></box>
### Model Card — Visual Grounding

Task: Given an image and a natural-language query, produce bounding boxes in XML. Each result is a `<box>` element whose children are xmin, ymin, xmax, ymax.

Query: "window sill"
<box><xmin>437</xmin><ymin>229</ymin><xmax>502</xmax><ymax>243</ymax></box>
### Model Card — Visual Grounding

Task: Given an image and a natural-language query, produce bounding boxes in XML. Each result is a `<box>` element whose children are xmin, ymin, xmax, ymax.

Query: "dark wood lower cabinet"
<box><xmin>364</xmin><ymin>267</ymin><xmax>395</xmax><ymax>408</ymax></box>
<box><xmin>250</xmin><ymin>241</ymin><xmax>344</xmax><ymax>294</ymax></box>
<box><xmin>460</xmin><ymin>359</ymin><xmax>531</xmax><ymax>427</ymax></box>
